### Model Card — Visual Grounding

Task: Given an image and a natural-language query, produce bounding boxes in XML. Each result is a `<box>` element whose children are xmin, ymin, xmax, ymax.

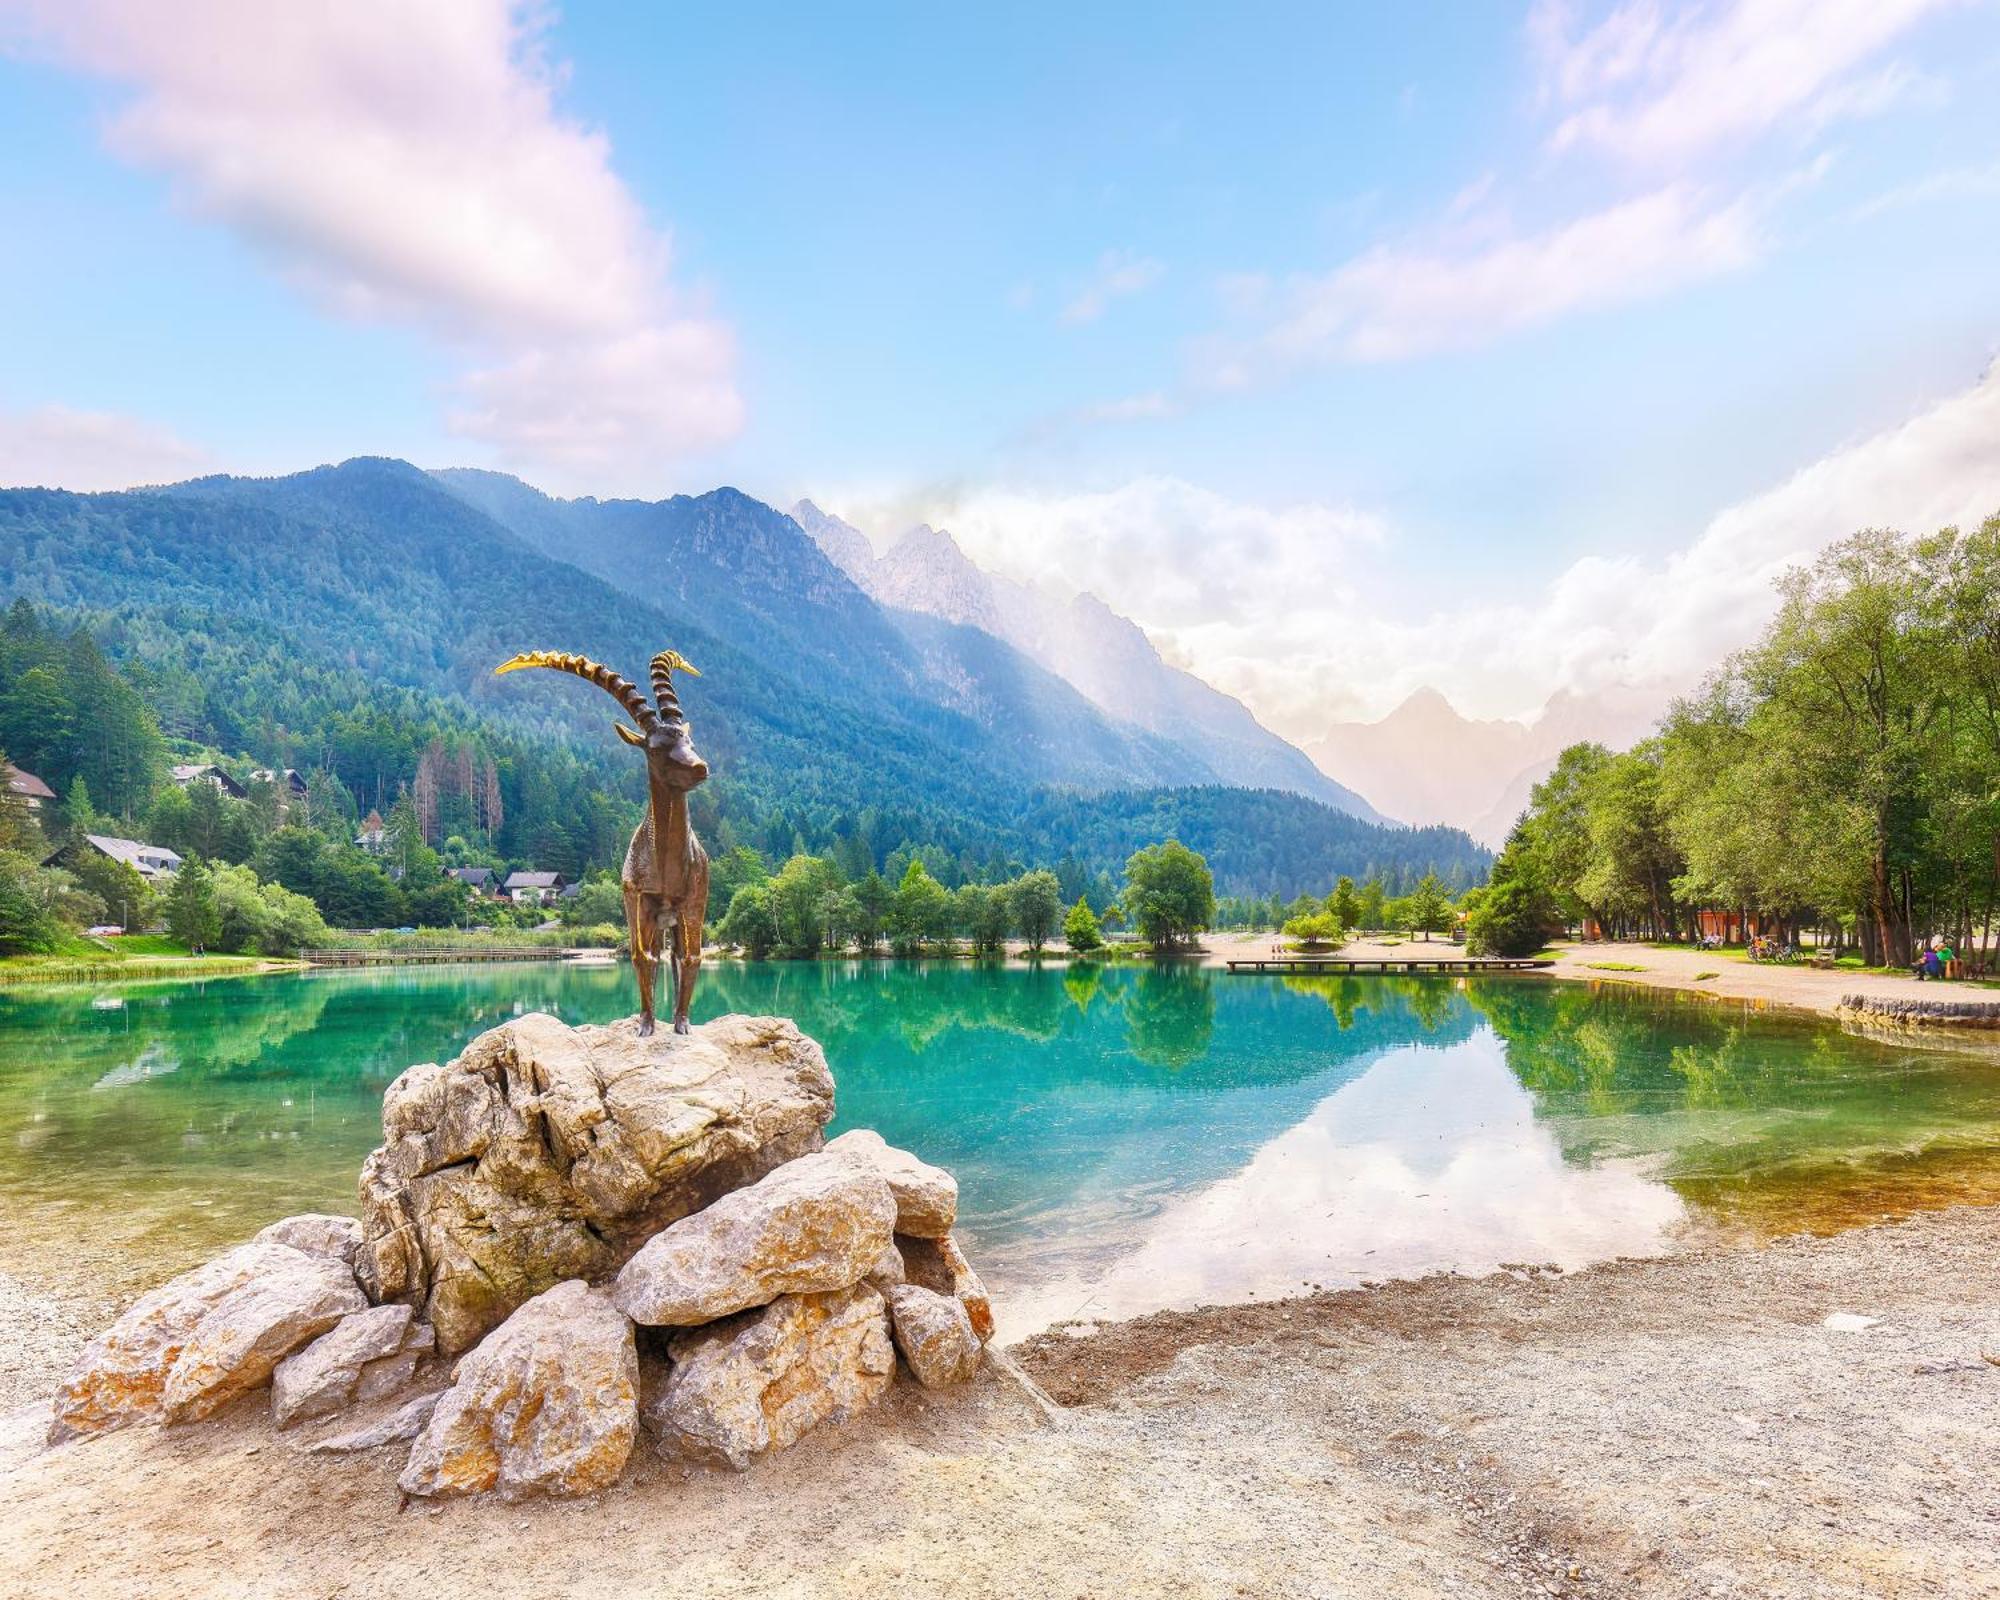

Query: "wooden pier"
<box><xmin>301</xmin><ymin>944</ymin><xmax>581</xmax><ymax>968</ymax></box>
<box><xmin>1224</xmin><ymin>955</ymin><xmax>1554</xmax><ymax>975</ymax></box>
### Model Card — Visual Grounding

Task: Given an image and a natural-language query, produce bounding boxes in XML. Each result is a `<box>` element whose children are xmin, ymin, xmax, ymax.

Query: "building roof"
<box><xmin>5</xmin><ymin>764</ymin><xmax>54</xmax><ymax>802</ymax></box>
<box><xmin>83</xmin><ymin>834</ymin><xmax>183</xmax><ymax>875</ymax></box>
<box><xmin>169</xmin><ymin>763</ymin><xmax>246</xmax><ymax>796</ymax></box>
<box><xmin>250</xmin><ymin>767</ymin><xmax>308</xmax><ymax>792</ymax></box>
<box><xmin>448</xmin><ymin>866</ymin><xmax>495</xmax><ymax>885</ymax></box>
<box><xmin>504</xmin><ymin>870</ymin><xmax>564</xmax><ymax>889</ymax></box>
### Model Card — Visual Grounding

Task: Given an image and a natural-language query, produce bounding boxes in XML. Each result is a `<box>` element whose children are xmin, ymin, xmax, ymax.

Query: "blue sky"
<box><xmin>2</xmin><ymin>1</ymin><xmax>1999</xmax><ymax>738</ymax></box>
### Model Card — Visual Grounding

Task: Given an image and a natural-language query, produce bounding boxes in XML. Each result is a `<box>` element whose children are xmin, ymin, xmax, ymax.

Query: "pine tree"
<box><xmin>166</xmin><ymin>853</ymin><xmax>221</xmax><ymax>953</ymax></box>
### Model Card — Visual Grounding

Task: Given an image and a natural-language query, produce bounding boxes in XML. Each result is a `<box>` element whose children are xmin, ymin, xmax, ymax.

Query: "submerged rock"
<box><xmin>898</xmin><ymin>1232</ymin><xmax>995</xmax><ymax>1344</ymax></box>
<box><xmin>646</xmin><ymin>1282</ymin><xmax>894</xmax><ymax>1470</ymax></box>
<box><xmin>399</xmin><ymin>1280</ymin><xmax>637</xmax><ymax>1500</ymax></box>
<box><xmin>613</xmin><ymin>1151</ymin><xmax>896</xmax><ymax>1326</ymax></box>
<box><xmin>49</xmin><ymin>1240</ymin><xmax>365</xmax><ymax>1441</ymax></box>
<box><xmin>272</xmin><ymin>1304</ymin><xmax>432</xmax><ymax>1427</ymax></box>
<box><xmin>884</xmin><ymin>1283</ymin><xmax>981</xmax><ymax>1388</ymax></box>
<box><xmin>356</xmin><ymin>1013</ymin><xmax>834</xmax><ymax>1354</ymax></box>
<box><xmin>824</xmin><ymin>1128</ymin><xmax>958</xmax><ymax>1237</ymax></box>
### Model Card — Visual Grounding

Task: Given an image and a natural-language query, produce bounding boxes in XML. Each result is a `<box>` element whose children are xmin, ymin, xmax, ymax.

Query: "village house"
<box><xmin>5</xmin><ymin>763</ymin><xmax>55</xmax><ymax>813</ymax></box>
<box><xmin>169</xmin><ymin>763</ymin><xmax>247</xmax><ymax>798</ymax></box>
<box><xmin>502</xmin><ymin>870</ymin><xmax>567</xmax><ymax>906</ymax></box>
<box><xmin>447</xmin><ymin>866</ymin><xmax>498</xmax><ymax>897</ymax></box>
<box><xmin>249</xmin><ymin>768</ymin><xmax>308</xmax><ymax>797</ymax></box>
<box><xmin>51</xmin><ymin>833</ymin><xmax>184</xmax><ymax>880</ymax></box>
<box><xmin>354</xmin><ymin>810</ymin><xmax>388</xmax><ymax>853</ymax></box>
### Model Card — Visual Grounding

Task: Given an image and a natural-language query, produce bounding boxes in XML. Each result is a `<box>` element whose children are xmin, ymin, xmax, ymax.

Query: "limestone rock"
<box><xmin>612</xmin><ymin>1152</ymin><xmax>896</xmax><ymax>1326</ymax></box>
<box><xmin>160</xmin><ymin>1250</ymin><xmax>368</xmax><ymax>1424</ymax></box>
<box><xmin>884</xmin><ymin>1283</ymin><xmax>981</xmax><ymax>1388</ymax></box>
<box><xmin>308</xmin><ymin>1391</ymin><xmax>442</xmax><ymax>1455</ymax></box>
<box><xmin>399</xmin><ymin>1281</ymin><xmax>637</xmax><ymax>1500</ymax></box>
<box><xmin>271</xmin><ymin>1304</ymin><xmax>432</xmax><ymax>1426</ymax></box>
<box><xmin>864</xmin><ymin>1238</ymin><xmax>906</xmax><ymax>1288</ymax></box>
<box><xmin>899</xmin><ymin>1233</ymin><xmax>995</xmax><ymax>1344</ymax></box>
<box><xmin>646</xmin><ymin>1283</ymin><xmax>893</xmax><ymax>1470</ymax></box>
<box><xmin>356</xmin><ymin>1012</ymin><xmax>834</xmax><ymax>1354</ymax></box>
<box><xmin>824</xmin><ymin>1128</ymin><xmax>958</xmax><ymax>1237</ymax></box>
<box><xmin>49</xmin><ymin>1240</ymin><xmax>364</xmax><ymax>1441</ymax></box>
<box><xmin>255</xmin><ymin>1213</ymin><xmax>363</xmax><ymax>1267</ymax></box>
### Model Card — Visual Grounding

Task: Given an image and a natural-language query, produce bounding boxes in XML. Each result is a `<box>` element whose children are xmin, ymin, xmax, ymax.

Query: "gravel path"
<box><xmin>7</xmin><ymin>1210</ymin><xmax>1998</xmax><ymax>1597</ymax></box>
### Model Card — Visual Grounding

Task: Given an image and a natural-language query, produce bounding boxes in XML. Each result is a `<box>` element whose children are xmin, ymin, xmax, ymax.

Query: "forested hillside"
<box><xmin>0</xmin><ymin>459</ymin><xmax>1488</xmax><ymax>895</ymax></box>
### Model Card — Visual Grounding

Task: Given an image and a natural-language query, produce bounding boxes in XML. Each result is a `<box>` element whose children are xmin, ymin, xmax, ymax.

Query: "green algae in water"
<box><xmin>2</xmin><ymin>963</ymin><xmax>1996</xmax><ymax>1329</ymax></box>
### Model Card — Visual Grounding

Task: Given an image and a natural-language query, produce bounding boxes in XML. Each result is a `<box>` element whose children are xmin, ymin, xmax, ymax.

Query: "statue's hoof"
<box><xmin>637</xmin><ymin>1017</ymin><xmax>655</xmax><ymax>1038</ymax></box>
<box><xmin>673</xmin><ymin>1018</ymin><xmax>691</xmax><ymax>1036</ymax></box>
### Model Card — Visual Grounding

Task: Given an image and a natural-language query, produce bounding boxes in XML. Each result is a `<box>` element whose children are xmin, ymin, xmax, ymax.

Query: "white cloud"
<box><xmin>0</xmin><ymin>0</ymin><xmax>741</xmax><ymax>487</ymax></box>
<box><xmin>1240</xmin><ymin>182</ymin><xmax>1761</xmax><ymax>370</ymax></box>
<box><xmin>1060</xmin><ymin>250</ymin><xmax>1166</xmax><ymax>325</ymax></box>
<box><xmin>880</xmin><ymin>477</ymin><xmax>1383</xmax><ymax>644</ymax></box>
<box><xmin>0</xmin><ymin>404</ymin><xmax>213</xmax><ymax>490</ymax></box>
<box><xmin>1532</xmin><ymin>0</ymin><xmax>1958</xmax><ymax>164</ymax></box>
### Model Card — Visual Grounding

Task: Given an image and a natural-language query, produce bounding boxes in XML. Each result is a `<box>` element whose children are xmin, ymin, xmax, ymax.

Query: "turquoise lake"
<box><xmin>4</xmin><ymin>961</ymin><xmax>1998</xmax><ymax>1336</ymax></box>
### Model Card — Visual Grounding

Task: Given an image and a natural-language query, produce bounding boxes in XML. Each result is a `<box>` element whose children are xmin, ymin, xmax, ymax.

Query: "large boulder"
<box><xmin>884</xmin><ymin>1283</ymin><xmax>981</xmax><ymax>1388</ymax></box>
<box><xmin>612</xmin><ymin>1152</ymin><xmax>896</xmax><ymax>1326</ymax></box>
<box><xmin>49</xmin><ymin>1239</ymin><xmax>366</xmax><ymax>1440</ymax></box>
<box><xmin>898</xmin><ymin>1233</ymin><xmax>995</xmax><ymax>1344</ymax></box>
<box><xmin>646</xmin><ymin>1282</ymin><xmax>894</xmax><ymax>1470</ymax></box>
<box><xmin>823</xmin><ymin>1128</ymin><xmax>957</xmax><ymax>1237</ymax></box>
<box><xmin>255</xmin><ymin>1213</ymin><xmax>363</xmax><ymax>1267</ymax></box>
<box><xmin>271</xmin><ymin>1304</ymin><xmax>434</xmax><ymax>1427</ymax></box>
<box><xmin>399</xmin><ymin>1280</ymin><xmax>637</xmax><ymax>1500</ymax></box>
<box><xmin>356</xmin><ymin>1013</ymin><xmax>834</xmax><ymax>1354</ymax></box>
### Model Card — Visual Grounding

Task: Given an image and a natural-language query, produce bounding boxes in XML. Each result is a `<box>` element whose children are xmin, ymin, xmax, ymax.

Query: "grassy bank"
<box><xmin>0</xmin><ymin>933</ymin><xmax>302</xmax><ymax>988</ymax></box>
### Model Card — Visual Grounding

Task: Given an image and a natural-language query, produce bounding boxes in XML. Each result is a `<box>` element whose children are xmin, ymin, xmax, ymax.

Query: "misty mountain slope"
<box><xmin>1</xmin><ymin>459</ymin><xmax>1094</xmax><ymax>843</ymax></box>
<box><xmin>437</xmin><ymin>470</ymin><xmax>1217</xmax><ymax>793</ymax></box>
<box><xmin>790</xmin><ymin>500</ymin><xmax>1389</xmax><ymax>822</ymax></box>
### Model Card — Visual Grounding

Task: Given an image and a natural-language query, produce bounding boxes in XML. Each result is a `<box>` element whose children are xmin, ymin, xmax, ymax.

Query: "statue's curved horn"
<box><xmin>650</xmin><ymin>649</ymin><xmax>701</xmax><ymax>719</ymax></box>
<box><xmin>495</xmin><ymin>651</ymin><xmax>658</xmax><ymax>730</ymax></box>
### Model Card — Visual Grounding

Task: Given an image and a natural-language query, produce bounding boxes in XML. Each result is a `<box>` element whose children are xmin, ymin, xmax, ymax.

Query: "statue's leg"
<box><xmin>674</xmin><ymin>904</ymin><xmax>705</xmax><ymax>1035</ymax></box>
<box><xmin>625</xmin><ymin>885</ymin><xmax>656</xmax><ymax>1035</ymax></box>
<box><xmin>664</xmin><ymin>910</ymin><xmax>686</xmax><ymax>1034</ymax></box>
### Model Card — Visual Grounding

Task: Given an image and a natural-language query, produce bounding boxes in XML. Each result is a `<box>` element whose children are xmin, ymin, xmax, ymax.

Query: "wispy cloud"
<box><xmin>0</xmin><ymin>0</ymin><xmax>742</xmax><ymax>489</ymax></box>
<box><xmin>1531</xmin><ymin>0</ymin><xmax>1959</xmax><ymax>164</ymax></box>
<box><xmin>1237</xmin><ymin>181</ymin><xmax>1762</xmax><ymax>370</ymax></box>
<box><xmin>0</xmin><ymin>403</ymin><xmax>213</xmax><ymax>490</ymax></box>
<box><xmin>1060</xmin><ymin>250</ymin><xmax>1166</xmax><ymax>325</ymax></box>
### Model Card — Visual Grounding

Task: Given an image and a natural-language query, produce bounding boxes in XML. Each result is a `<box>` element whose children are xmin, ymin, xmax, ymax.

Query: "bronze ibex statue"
<box><xmin>495</xmin><ymin>649</ymin><xmax>711</xmax><ymax>1035</ymax></box>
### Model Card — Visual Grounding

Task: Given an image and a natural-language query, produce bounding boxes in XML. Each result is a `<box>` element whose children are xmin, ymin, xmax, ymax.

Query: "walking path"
<box><xmin>1200</xmin><ymin>931</ymin><xmax>1993</xmax><ymax>1021</ymax></box>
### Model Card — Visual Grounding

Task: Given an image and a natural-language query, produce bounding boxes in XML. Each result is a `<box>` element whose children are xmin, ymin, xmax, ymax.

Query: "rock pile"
<box><xmin>46</xmin><ymin>1013</ymin><xmax>995</xmax><ymax>1499</ymax></box>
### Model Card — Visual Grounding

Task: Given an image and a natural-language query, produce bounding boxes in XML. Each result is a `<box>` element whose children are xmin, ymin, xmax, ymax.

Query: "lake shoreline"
<box><xmin>6</xmin><ymin>1205</ymin><xmax>1995</xmax><ymax>1597</ymax></box>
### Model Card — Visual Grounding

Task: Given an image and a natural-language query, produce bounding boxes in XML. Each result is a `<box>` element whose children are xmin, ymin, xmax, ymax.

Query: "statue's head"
<box><xmin>620</xmin><ymin>650</ymin><xmax>708</xmax><ymax>790</ymax></box>
<box><xmin>494</xmin><ymin>647</ymin><xmax>709</xmax><ymax>791</ymax></box>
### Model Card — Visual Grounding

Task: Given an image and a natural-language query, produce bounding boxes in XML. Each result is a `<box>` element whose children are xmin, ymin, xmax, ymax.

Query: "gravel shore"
<box><xmin>6</xmin><ymin>1208</ymin><xmax>1996</xmax><ymax>1598</ymax></box>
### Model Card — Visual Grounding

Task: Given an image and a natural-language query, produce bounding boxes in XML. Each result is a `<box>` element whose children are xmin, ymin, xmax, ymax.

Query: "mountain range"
<box><xmin>786</xmin><ymin>503</ymin><xmax>1385</xmax><ymax>823</ymax></box>
<box><xmin>0</xmin><ymin>458</ymin><xmax>1489</xmax><ymax>895</ymax></box>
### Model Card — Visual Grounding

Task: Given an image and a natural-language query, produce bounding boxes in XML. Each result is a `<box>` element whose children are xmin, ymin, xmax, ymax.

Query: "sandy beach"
<box><xmin>4</xmin><ymin>1207</ymin><xmax>1996</xmax><ymax>1598</ymax></box>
